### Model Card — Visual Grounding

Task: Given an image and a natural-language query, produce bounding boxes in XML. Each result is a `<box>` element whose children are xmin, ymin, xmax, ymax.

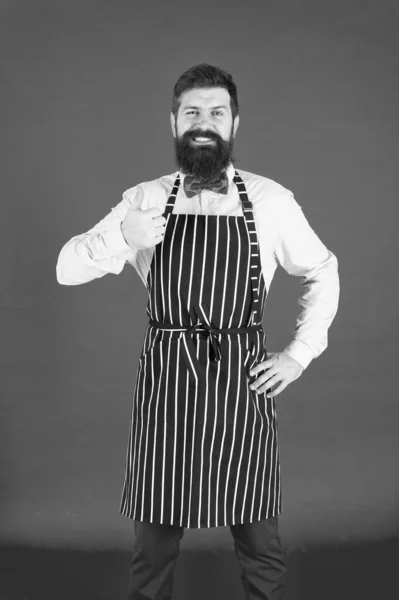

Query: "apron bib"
<box><xmin>120</xmin><ymin>171</ymin><xmax>281</xmax><ymax>528</ymax></box>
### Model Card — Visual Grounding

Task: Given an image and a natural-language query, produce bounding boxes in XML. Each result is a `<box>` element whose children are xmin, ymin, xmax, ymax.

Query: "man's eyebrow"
<box><xmin>182</xmin><ymin>105</ymin><xmax>229</xmax><ymax>110</ymax></box>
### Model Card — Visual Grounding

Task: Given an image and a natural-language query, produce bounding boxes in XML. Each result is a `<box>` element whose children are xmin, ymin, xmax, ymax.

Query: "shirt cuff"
<box><xmin>101</xmin><ymin>221</ymin><xmax>138</xmax><ymax>256</ymax></box>
<box><xmin>282</xmin><ymin>339</ymin><xmax>314</xmax><ymax>370</ymax></box>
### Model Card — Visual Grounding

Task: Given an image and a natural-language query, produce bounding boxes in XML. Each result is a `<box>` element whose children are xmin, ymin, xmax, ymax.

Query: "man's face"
<box><xmin>170</xmin><ymin>87</ymin><xmax>239</xmax><ymax>181</ymax></box>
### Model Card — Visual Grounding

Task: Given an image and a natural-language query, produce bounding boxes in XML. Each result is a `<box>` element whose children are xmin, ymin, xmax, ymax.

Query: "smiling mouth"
<box><xmin>191</xmin><ymin>136</ymin><xmax>216</xmax><ymax>144</ymax></box>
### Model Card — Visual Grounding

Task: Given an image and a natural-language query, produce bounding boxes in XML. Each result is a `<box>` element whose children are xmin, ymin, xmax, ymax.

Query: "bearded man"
<box><xmin>57</xmin><ymin>63</ymin><xmax>340</xmax><ymax>600</ymax></box>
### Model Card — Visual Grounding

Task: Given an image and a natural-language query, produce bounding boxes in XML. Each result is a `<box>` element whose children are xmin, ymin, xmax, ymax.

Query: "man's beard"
<box><xmin>173</xmin><ymin>126</ymin><xmax>235</xmax><ymax>182</ymax></box>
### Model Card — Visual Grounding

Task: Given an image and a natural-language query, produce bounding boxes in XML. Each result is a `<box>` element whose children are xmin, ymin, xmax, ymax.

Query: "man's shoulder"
<box><xmin>236</xmin><ymin>167</ymin><xmax>298</xmax><ymax>214</ymax></box>
<box><xmin>124</xmin><ymin>171</ymin><xmax>178</xmax><ymax>192</ymax></box>
<box><xmin>235</xmin><ymin>167</ymin><xmax>291</xmax><ymax>195</ymax></box>
<box><xmin>121</xmin><ymin>171</ymin><xmax>179</xmax><ymax>207</ymax></box>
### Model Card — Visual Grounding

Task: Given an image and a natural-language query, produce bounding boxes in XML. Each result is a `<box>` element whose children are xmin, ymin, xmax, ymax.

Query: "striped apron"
<box><xmin>120</xmin><ymin>171</ymin><xmax>281</xmax><ymax>528</ymax></box>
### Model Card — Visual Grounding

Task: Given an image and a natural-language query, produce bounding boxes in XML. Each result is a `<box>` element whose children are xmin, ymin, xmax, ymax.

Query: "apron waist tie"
<box><xmin>148</xmin><ymin>318</ymin><xmax>263</xmax><ymax>363</ymax></box>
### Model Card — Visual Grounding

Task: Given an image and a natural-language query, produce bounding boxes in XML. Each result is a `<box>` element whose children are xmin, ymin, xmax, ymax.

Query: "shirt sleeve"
<box><xmin>274</xmin><ymin>191</ymin><xmax>340</xmax><ymax>370</ymax></box>
<box><xmin>56</xmin><ymin>185</ymin><xmax>144</xmax><ymax>285</ymax></box>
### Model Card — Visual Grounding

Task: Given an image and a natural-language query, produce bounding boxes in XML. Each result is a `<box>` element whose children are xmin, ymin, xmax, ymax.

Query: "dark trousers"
<box><xmin>127</xmin><ymin>516</ymin><xmax>287</xmax><ymax>600</ymax></box>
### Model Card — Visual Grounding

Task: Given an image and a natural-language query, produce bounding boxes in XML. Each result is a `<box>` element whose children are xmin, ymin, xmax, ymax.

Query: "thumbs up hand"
<box><xmin>121</xmin><ymin>206</ymin><xmax>166</xmax><ymax>249</ymax></box>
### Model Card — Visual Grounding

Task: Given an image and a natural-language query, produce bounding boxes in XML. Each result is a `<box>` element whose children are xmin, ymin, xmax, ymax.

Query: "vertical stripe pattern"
<box><xmin>120</xmin><ymin>171</ymin><xmax>281</xmax><ymax>528</ymax></box>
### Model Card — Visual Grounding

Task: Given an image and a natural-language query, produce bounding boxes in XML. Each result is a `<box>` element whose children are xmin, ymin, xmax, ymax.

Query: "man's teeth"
<box><xmin>194</xmin><ymin>137</ymin><xmax>212</xmax><ymax>141</ymax></box>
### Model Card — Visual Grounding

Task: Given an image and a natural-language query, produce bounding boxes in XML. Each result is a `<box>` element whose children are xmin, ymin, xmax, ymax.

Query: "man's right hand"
<box><xmin>121</xmin><ymin>206</ymin><xmax>166</xmax><ymax>249</ymax></box>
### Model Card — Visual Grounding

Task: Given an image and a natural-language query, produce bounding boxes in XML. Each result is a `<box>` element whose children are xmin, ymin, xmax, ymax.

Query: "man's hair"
<box><xmin>172</xmin><ymin>63</ymin><xmax>239</xmax><ymax>119</ymax></box>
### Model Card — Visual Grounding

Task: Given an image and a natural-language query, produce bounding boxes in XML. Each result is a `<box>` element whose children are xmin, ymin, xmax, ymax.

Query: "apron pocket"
<box><xmin>243</xmin><ymin>348</ymin><xmax>259</xmax><ymax>380</ymax></box>
<box><xmin>139</xmin><ymin>342</ymin><xmax>160</xmax><ymax>363</ymax></box>
<box><xmin>242</xmin><ymin>348</ymin><xmax>267</xmax><ymax>411</ymax></box>
<box><xmin>139</xmin><ymin>327</ymin><xmax>182</xmax><ymax>362</ymax></box>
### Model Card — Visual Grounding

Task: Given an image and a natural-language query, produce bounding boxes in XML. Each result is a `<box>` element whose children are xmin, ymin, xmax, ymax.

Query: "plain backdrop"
<box><xmin>1</xmin><ymin>0</ymin><xmax>398</xmax><ymax>564</ymax></box>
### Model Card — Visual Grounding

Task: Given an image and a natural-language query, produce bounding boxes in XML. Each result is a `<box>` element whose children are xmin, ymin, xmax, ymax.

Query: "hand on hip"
<box><xmin>249</xmin><ymin>352</ymin><xmax>304</xmax><ymax>398</ymax></box>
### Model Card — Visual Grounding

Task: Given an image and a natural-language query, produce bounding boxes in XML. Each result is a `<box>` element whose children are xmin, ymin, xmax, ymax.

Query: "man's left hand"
<box><xmin>249</xmin><ymin>351</ymin><xmax>304</xmax><ymax>398</ymax></box>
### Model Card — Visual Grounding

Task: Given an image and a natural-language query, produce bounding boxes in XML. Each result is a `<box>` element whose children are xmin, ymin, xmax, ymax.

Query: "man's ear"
<box><xmin>170</xmin><ymin>113</ymin><xmax>177</xmax><ymax>138</ymax></box>
<box><xmin>233</xmin><ymin>115</ymin><xmax>240</xmax><ymax>137</ymax></box>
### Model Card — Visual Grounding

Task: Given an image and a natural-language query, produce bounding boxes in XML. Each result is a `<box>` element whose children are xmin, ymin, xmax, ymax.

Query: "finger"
<box><xmin>250</xmin><ymin>369</ymin><xmax>279</xmax><ymax>389</ymax></box>
<box><xmin>250</xmin><ymin>359</ymin><xmax>276</xmax><ymax>376</ymax></box>
<box><xmin>252</xmin><ymin>374</ymin><xmax>281</xmax><ymax>394</ymax></box>
<box><xmin>153</xmin><ymin>214</ymin><xmax>166</xmax><ymax>224</ymax></box>
<box><xmin>267</xmin><ymin>380</ymin><xmax>287</xmax><ymax>398</ymax></box>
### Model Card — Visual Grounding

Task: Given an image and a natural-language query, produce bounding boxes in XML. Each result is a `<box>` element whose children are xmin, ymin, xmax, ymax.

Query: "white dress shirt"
<box><xmin>56</xmin><ymin>163</ymin><xmax>340</xmax><ymax>370</ymax></box>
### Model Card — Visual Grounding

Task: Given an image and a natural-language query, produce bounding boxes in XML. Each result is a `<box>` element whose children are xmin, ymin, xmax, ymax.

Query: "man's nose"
<box><xmin>195</xmin><ymin>116</ymin><xmax>212</xmax><ymax>128</ymax></box>
<box><xmin>196</xmin><ymin>121</ymin><xmax>214</xmax><ymax>133</ymax></box>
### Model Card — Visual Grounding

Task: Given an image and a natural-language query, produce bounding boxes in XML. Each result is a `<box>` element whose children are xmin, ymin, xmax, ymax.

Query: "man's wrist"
<box><xmin>282</xmin><ymin>340</ymin><xmax>314</xmax><ymax>370</ymax></box>
<box><xmin>98</xmin><ymin>221</ymin><xmax>137</xmax><ymax>256</ymax></box>
<box><xmin>119</xmin><ymin>222</ymin><xmax>139</xmax><ymax>250</ymax></box>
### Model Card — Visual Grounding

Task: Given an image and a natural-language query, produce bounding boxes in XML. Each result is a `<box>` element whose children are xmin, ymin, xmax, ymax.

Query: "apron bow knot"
<box><xmin>185</xmin><ymin>321</ymin><xmax>222</xmax><ymax>362</ymax></box>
